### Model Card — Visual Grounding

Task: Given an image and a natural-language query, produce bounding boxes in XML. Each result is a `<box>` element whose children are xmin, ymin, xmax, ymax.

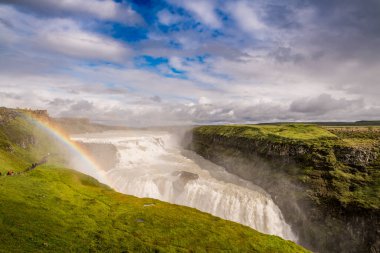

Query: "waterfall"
<box><xmin>72</xmin><ymin>130</ymin><xmax>297</xmax><ymax>241</ymax></box>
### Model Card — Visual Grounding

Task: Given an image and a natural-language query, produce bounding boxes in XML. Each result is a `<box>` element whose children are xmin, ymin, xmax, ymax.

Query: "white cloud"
<box><xmin>53</xmin><ymin>0</ymin><xmax>136</xmax><ymax>22</ymax></box>
<box><xmin>227</xmin><ymin>1</ymin><xmax>266</xmax><ymax>34</ymax></box>
<box><xmin>1</xmin><ymin>0</ymin><xmax>141</xmax><ymax>24</ymax></box>
<box><xmin>184</xmin><ymin>1</ymin><xmax>221</xmax><ymax>28</ymax></box>
<box><xmin>1</xmin><ymin>68</ymin><xmax>379</xmax><ymax>126</ymax></box>
<box><xmin>198</xmin><ymin>97</ymin><xmax>212</xmax><ymax>105</ymax></box>
<box><xmin>169</xmin><ymin>57</ymin><xmax>185</xmax><ymax>70</ymax></box>
<box><xmin>168</xmin><ymin>57</ymin><xmax>227</xmax><ymax>86</ymax></box>
<box><xmin>169</xmin><ymin>0</ymin><xmax>221</xmax><ymax>28</ymax></box>
<box><xmin>157</xmin><ymin>9</ymin><xmax>182</xmax><ymax>25</ymax></box>
<box><xmin>290</xmin><ymin>94</ymin><xmax>364</xmax><ymax>115</ymax></box>
<box><xmin>0</xmin><ymin>6</ymin><xmax>130</xmax><ymax>62</ymax></box>
<box><xmin>40</xmin><ymin>20</ymin><xmax>130</xmax><ymax>62</ymax></box>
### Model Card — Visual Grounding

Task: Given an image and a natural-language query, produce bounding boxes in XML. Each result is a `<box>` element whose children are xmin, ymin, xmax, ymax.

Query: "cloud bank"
<box><xmin>0</xmin><ymin>0</ymin><xmax>379</xmax><ymax>126</ymax></box>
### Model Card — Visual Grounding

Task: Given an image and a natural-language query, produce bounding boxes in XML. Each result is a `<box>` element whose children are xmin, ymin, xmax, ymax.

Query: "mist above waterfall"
<box><xmin>71</xmin><ymin>130</ymin><xmax>297</xmax><ymax>241</ymax></box>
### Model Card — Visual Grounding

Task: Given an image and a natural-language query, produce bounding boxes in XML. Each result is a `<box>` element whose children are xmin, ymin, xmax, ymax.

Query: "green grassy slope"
<box><xmin>0</xmin><ymin>108</ymin><xmax>308</xmax><ymax>252</ymax></box>
<box><xmin>0</xmin><ymin>167</ymin><xmax>306</xmax><ymax>253</ymax></box>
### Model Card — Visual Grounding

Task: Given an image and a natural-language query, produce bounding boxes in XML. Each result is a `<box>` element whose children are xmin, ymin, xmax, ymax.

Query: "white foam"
<box><xmin>72</xmin><ymin>130</ymin><xmax>297</xmax><ymax>241</ymax></box>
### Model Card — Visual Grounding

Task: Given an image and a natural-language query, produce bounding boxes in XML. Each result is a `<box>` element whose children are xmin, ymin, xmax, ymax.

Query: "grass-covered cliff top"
<box><xmin>196</xmin><ymin>124</ymin><xmax>336</xmax><ymax>139</ymax></box>
<box><xmin>0</xmin><ymin>108</ymin><xmax>308</xmax><ymax>252</ymax></box>
<box><xmin>194</xmin><ymin>124</ymin><xmax>380</xmax><ymax>148</ymax></box>
<box><xmin>193</xmin><ymin>124</ymin><xmax>380</xmax><ymax>210</ymax></box>
<box><xmin>194</xmin><ymin>124</ymin><xmax>336</xmax><ymax>144</ymax></box>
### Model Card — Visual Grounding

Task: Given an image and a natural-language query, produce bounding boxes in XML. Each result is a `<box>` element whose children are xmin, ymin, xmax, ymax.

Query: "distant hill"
<box><xmin>258</xmin><ymin>120</ymin><xmax>380</xmax><ymax>126</ymax></box>
<box><xmin>314</xmin><ymin>120</ymin><xmax>380</xmax><ymax>126</ymax></box>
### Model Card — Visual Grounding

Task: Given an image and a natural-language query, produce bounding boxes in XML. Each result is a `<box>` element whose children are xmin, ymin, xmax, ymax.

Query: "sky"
<box><xmin>0</xmin><ymin>0</ymin><xmax>379</xmax><ymax>126</ymax></box>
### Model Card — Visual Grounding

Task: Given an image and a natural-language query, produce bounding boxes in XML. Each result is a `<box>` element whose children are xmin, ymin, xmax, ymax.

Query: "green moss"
<box><xmin>341</xmin><ymin>138</ymin><xmax>379</xmax><ymax>148</ymax></box>
<box><xmin>328</xmin><ymin>166</ymin><xmax>380</xmax><ymax>209</ymax></box>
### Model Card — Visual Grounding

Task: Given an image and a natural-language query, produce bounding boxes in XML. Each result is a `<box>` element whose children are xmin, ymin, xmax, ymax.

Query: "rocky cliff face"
<box><xmin>190</xmin><ymin>128</ymin><xmax>380</xmax><ymax>253</ymax></box>
<box><xmin>0</xmin><ymin>108</ymin><xmax>38</xmax><ymax>150</ymax></box>
<box><xmin>334</xmin><ymin>145</ymin><xmax>379</xmax><ymax>168</ymax></box>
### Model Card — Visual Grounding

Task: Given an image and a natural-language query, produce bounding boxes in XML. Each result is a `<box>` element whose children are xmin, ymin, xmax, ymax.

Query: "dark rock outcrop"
<box><xmin>334</xmin><ymin>145</ymin><xmax>379</xmax><ymax>168</ymax></box>
<box><xmin>172</xmin><ymin>171</ymin><xmax>199</xmax><ymax>192</ymax></box>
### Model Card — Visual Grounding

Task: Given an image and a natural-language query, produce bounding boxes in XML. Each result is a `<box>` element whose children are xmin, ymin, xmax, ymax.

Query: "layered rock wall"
<box><xmin>190</xmin><ymin>129</ymin><xmax>380</xmax><ymax>253</ymax></box>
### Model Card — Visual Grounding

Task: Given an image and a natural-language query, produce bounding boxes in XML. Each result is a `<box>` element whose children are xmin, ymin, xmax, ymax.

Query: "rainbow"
<box><xmin>23</xmin><ymin>113</ymin><xmax>108</xmax><ymax>185</ymax></box>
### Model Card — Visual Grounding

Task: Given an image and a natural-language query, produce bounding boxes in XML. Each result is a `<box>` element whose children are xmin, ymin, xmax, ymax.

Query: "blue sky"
<box><xmin>0</xmin><ymin>0</ymin><xmax>379</xmax><ymax>125</ymax></box>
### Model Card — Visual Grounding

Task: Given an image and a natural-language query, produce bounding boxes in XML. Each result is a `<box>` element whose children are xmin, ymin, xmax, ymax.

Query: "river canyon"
<box><xmin>71</xmin><ymin>130</ymin><xmax>297</xmax><ymax>242</ymax></box>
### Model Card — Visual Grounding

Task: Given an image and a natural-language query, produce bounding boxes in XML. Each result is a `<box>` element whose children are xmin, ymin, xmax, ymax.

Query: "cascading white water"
<box><xmin>72</xmin><ymin>130</ymin><xmax>297</xmax><ymax>241</ymax></box>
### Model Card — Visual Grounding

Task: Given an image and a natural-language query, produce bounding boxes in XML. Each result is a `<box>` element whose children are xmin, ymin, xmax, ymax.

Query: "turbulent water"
<box><xmin>71</xmin><ymin>130</ymin><xmax>297</xmax><ymax>241</ymax></box>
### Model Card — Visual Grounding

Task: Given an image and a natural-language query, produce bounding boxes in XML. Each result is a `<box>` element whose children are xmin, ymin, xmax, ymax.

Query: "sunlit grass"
<box><xmin>195</xmin><ymin>124</ymin><xmax>338</xmax><ymax>142</ymax></box>
<box><xmin>0</xmin><ymin>108</ymin><xmax>309</xmax><ymax>252</ymax></box>
<box><xmin>0</xmin><ymin>166</ymin><xmax>308</xmax><ymax>252</ymax></box>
